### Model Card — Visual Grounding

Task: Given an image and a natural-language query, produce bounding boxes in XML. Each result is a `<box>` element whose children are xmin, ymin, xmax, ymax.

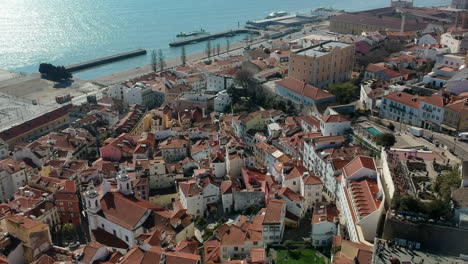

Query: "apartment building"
<box><xmin>288</xmin><ymin>41</ymin><xmax>355</xmax><ymax>88</ymax></box>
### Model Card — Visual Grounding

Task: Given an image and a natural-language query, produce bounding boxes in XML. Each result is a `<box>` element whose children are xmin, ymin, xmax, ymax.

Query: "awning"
<box><xmin>440</xmin><ymin>123</ymin><xmax>457</xmax><ymax>131</ymax></box>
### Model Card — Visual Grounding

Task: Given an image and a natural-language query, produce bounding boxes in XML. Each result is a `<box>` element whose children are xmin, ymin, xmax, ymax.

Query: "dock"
<box><xmin>169</xmin><ymin>28</ymin><xmax>259</xmax><ymax>47</ymax></box>
<box><xmin>65</xmin><ymin>49</ymin><xmax>147</xmax><ymax>72</ymax></box>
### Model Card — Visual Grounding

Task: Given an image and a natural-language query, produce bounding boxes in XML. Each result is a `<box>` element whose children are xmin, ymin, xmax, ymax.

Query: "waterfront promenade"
<box><xmin>92</xmin><ymin>21</ymin><xmax>328</xmax><ymax>86</ymax></box>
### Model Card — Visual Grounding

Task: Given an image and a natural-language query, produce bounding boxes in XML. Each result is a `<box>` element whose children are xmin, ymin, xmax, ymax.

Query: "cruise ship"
<box><xmin>265</xmin><ymin>11</ymin><xmax>289</xmax><ymax>19</ymax></box>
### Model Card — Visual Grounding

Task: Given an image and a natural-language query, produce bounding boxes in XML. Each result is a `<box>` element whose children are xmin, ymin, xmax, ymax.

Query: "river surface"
<box><xmin>0</xmin><ymin>0</ymin><xmax>449</xmax><ymax>79</ymax></box>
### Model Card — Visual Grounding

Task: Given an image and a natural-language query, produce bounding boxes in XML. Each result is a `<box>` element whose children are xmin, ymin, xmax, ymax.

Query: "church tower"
<box><xmin>117</xmin><ymin>169</ymin><xmax>132</xmax><ymax>196</ymax></box>
<box><xmin>84</xmin><ymin>181</ymin><xmax>100</xmax><ymax>230</ymax></box>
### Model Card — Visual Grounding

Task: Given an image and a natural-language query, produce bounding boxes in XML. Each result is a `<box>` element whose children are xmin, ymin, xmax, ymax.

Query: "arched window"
<box><xmin>127</xmin><ymin>183</ymin><xmax>130</xmax><ymax>190</ymax></box>
<box><xmin>95</xmin><ymin>200</ymin><xmax>98</xmax><ymax>207</ymax></box>
<box><xmin>88</xmin><ymin>201</ymin><xmax>91</xmax><ymax>207</ymax></box>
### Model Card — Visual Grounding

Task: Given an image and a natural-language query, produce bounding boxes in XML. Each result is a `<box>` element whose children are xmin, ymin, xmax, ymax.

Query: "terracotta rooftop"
<box><xmin>302</xmin><ymin>173</ymin><xmax>322</xmax><ymax>185</ymax></box>
<box><xmin>100</xmin><ymin>192</ymin><xmax>160</xmax><ymax>230</ymax></box>
<box><xmin>331</xmin><ymin>12</ymin><xmax>427</xmax><ymax>32</ymax></box>
<box><xmin>278</xmin><ymin>187</ymin><xmax>304</xmax><ymax>202</ymax></box>
<box><xmin>263</xmin><ymin>199</ymin><xmax>285</xmax><ymax>224</ymax></box>
<box><xmin>348</xmin><ymin>178</ymin><xmax>381</xmax><ymax>219</ymax></box>
<box><xmin>312</xmin><ymin>203</ymin><xmax>339</xmax><ymax>224</ymax></box>
<box><xmin>276</xmin><ymin>78</ymin><xmax>335</xmax><ymax>101</ymax></box>
<box><xmin>384</xmin><ymin>91</ymin><xmax>421</xmax><ymax>109</ymax></box>
<box><xmin>0</xmin><ymin>104</ymin><xmax>72</xmax><ymax>142</ymax></box>
<box><xmin>321</xmin><ymin>114</ymin><xmax>349</xmax><ymax>123</ymax></box>
<box><xmin>343</xmin><ymin>156</ymin><xmax>376</xmax><ymax>179</ymax></box>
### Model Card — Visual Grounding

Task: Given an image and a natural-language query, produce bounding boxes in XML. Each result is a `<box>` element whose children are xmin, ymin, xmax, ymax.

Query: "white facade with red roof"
<box><xmin>84</xmin><ymin>170</ymin><xmax>160</xmax><ymax>252</ymax></box>
<box><xmin>420</xmin><ymin>94</ymin><xmax>448</xmax><ymax>129</ymax></box>
<box><xmin>261</xmin><ymin>199</ymin><xmax>286</xmax><ymax>243</ymax></box>
<box><xmin>300</xmin><ymin>173</ymin><xmax>323</xmax><ymax>212</ymax></box>
<box><xmin>380</xmin><ymin>91</ymin><xmax>423</xmax><ymax>127</ymax></box>
<box><xmin>277</xmin><ymin>187</ymin><xmax>305</xmax><ymax>221</ymax></box>
<box><xmin>178</xmin><ymin>176</ymin><xmax>220</xmax><ymax>217</ymax></box>
<box><xmin>275</xmin><ymin>78</ymin><xmax>336</xmax><ymax>107</ymax></box>
<box><xmin>337</xmin><ymin>156</ymin><xmax>384</xmax><ymax>244</ymax></box>
<box><xmin>319</xmin><ymin>114</ymin><xmax>351</xmax><ymax>136</ymax></box>
<box><xmin>311</xmin><ymin>203</ymin><xmax>338</xmax><ymax>246</ymax></box>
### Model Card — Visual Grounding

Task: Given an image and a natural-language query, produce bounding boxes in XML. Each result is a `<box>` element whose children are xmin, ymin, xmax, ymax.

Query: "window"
<box><xmin>113</xmin><ymin>230</ymin><xmax>116</xmax><ymax>236</ymax></box>
<box><xmin>234</xmin><ymin>247</ymin><xmax>238</xmax><ymax>251</ymax></box>
<box><xmin>125</xmin><ymin>236</ymin><xmax>129</xmax><ymax>242</ymax></box>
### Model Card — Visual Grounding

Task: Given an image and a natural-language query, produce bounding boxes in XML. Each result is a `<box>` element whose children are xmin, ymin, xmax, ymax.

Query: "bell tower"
<box><xmin>84</xmin><ymin>181</ymin><xmax>101</xmax><ymax>230</ymax></box>
<box><xmin>117</xmin><ymin>169</ymin><xmax>132</xmax><ymax>196</ymax></box>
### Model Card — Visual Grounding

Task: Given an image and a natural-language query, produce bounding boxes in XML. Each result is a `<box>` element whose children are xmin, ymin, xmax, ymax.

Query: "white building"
<box><xmin>380</xmin><ymin>91</ymin><xmax>422</xmax><ymax>127</ymax></box>
<box><xmin>417</xmin><ymin>33</ymin><xmax>438</xmax><ymax>46</ymax></box>
<box><xmin>311</xmin><ymin>203</ymin><xmax>338</xmax><ymax>247</ymax></box>
<box><xmin>300</xmin><ymin>173</ymin><xmax>323</xmax><ymax>212</ymax></box>
<box><xmin>206</xmin><ymin>68</ymin><xmax>237</xmax><ymax>92</ymax></box>
<box><xmin>337</xmin><ymin>156</ymin><xmax>384</xmax><ymax>244</ymax></box>
<box><xmin>261</xmin><ymin>199</ymin><xmax>286</xmax><ymax>244</ymax></box>
<box><xmin>178</xmin><ymin>177</ymin><xmax>220</xmax><ymax>217</ymax></box>
<box><xmin>440</xmin><ymin>31</ymin><xmax>468</xmax><ymax>53</ymax></box>
<box><xmin>84</xmin><ymin>172</ymin><xmax>155</xmax><ymax>252</ymax></box>
<box><xmin>159</xmin><ymin>137</ymin><xmax>189</xmax><ymax>162</ymax></box>
<box><xmin>420</xmin><ymin>94</ymin><xmax>447</xmax><ymax>130</ymax></box>
<box><xmin>318</xmin><ymin>114</ymin><xmax>351</xmax><ymax>136</ymax></box>
<box><xmin>105</xmin><ymin>83</ymin><xmax>157</xmax><ymax>109</ymax></box>
<box><xmin>214</xmin><ymin>90</ymin><xmax>232</xmax><ymax>112</ymax></box>
<box><xmin>277</xmin><ymin>187</ymin><xmax>305</xmax><ymax>220</ymax></box>
<box><xmin>0</xmin><ymin>158</ymin><xmax>30</xmax><ymax>203</ymax></box>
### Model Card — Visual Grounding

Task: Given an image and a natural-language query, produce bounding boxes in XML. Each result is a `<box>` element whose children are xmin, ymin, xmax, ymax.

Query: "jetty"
<box><xmin>65</xmin><ymin>49</ymin><xmax>147</xmax><ymax>72</ymax></box>
<box><xmin>169</xmin><ymin>28</ymin><xmax>259</xmax><ymax>47</ymax></box>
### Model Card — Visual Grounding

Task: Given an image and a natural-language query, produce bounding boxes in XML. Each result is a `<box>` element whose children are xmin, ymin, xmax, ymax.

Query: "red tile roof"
<box><xmin>302</xmin><ymin>174</ymin><xmax>322</xmax><ymax>185</ymax></box>
<box><xmin>100</xmin><ymin>192</ymin><xmax>160</xmax><ymax>230</ymax></box>
<box><xmin>421</xmin><ymin>94</ymin><xmax>447</xmax><ymax>108</ymax></box>
<box><xmin>347</xmin><ymin>178</ymin><xmax>381</xmax><ymax>218</ymax></box>
<box><xmin>0</xmin><ymin>104</ymin><xmax>72</xmax><ymax>142</ymax></box>
<box><xmin>278</xmin><ymin>187</ymin><xmax>304</xmax><ymax>202</ymax></box>
<box><xmin>343</xmin><ymin>156</ymin><xmax>376</xmax><ymax>179</ymax></box>
<box><xmin>445</xmin><ymin>98</ymin><xmax>468</xmax><ymax>113</ymax></box>
<box><xmin>382</xmin><ymin>68</ymin><xmax>402</xmax><ymax>79</ymax></box>
<box><xmin>384</xmin><ymin>91</ymin><xmax>421</xmax><ymax>109</ymax></box>
<box><xmin>263</xmin><ymin>199</ymin><xmax>285</xmax><ymax>224</ymax></box>
<box><xmin>331</xmin><ymin>13</ymin><xmax>427</xmax><ymax>32</ymax></box>
<box><xmin>366</xmin><ymin>63</ymin><xmax>386</xmax><ymax>73</ymax></box>
<box><xmin>276</xmin><ymin>78</ymin><xmax>335</xmax><ymax>101</ymax></box>
<box><xmin>321</xmin><ymin>114</ymin><xmax>350</xmax><ymax>123</ymax></box>
<box><xmin>312</xmin><ymin>204</ymin><xmax>339</xmax><ymax>224</ymax></box>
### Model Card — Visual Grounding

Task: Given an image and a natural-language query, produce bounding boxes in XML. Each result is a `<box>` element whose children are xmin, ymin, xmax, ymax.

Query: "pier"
<box><xmin>65</xmin><ymin>49</ymin><xmax>147</xmax><ymax>72</ymax></box>
<box><xmin>169</xmin><ymin>28</ymin><xmax>259</xmax><ymax>47</ymax></box>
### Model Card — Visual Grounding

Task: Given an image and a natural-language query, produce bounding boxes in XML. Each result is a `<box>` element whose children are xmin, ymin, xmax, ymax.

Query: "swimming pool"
<box><xmin>366</xmin><ymin>127</ymin><xmax>383</xmax><ymax>136</ymax></box>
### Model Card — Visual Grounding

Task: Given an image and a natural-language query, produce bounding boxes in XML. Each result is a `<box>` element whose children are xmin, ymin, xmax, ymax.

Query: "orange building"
<box><xmin>288</xmin><ymin>41</ymin><xmax>355</xmax><ymax>88</ymax></box>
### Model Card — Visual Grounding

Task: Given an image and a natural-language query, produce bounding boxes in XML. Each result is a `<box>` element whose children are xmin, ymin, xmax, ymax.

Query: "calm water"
<box><xmin>0</xmin><ymin>0</ymin><xmax>449</xmax><ymax>79</ymax></box>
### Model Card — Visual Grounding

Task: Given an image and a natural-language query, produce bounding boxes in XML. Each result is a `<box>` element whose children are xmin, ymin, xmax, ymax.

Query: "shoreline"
<box><xmin>90</xmin><ymin>36</ymin><xmax>268</xmax><ymax>86</ymax></box>
<box><xmin>90</xmin><ymin>20</ymin><xmax>329</xmax><ymax>86</ymax></box>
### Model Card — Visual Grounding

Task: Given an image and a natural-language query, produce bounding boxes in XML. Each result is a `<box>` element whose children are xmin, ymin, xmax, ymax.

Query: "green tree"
<box><xmin>180</xmin><ymin>46</ymin><xmax>187</xmax><ymax>66</ymax></box>
<box><xmin>195</xmin><ymin>216</ymin><xmax>207</xmax><ymax>228</ymax></box>
<box><xmin>375</xmin><ymin>133</ymin><xmax>396</xmax><ymax>147</ymax></box>
<box><xmin>328</xmin><ymin>82</ymin><xmax>359</xmax><ymax>104</ymax></box>
<box><xmin>226</xmin><ymin>38</ymin><xmax>230</xmax><ymax>52</ymax></box>
<box><xmin>151</xmin><ymin>50</ymin><xmax>158</xmax><ymax>72</ymax></box>
<box><xmin>62</xmin><ymin>223</ymin><xmax>76</xmax><ymax>241</ymax></box>
<box><xmin>235</xmin><ymin>69</ymin><xmax>255</xmax><ymax>91</ymax></box>
<box><xmin>157</xmin><ymin>49</ymin><xmax>166</xmax><ymax>72</ymax></box>
<box><xmin>216</xmin><ymin>43</ymin><xmax>221</xmax><ymax>56</ymax></box>
<box><xmin>433</xmin><ymin>168</ymin><xmax>461</xmax><ymax>200</ymax></box>
<box><xmin>206</xmin><ymin>41</ymin><xmax>212</xmax><ymax>58</ymax></box>
<box><xmin>39</xmin><ymin>63</ymin><xmax>72</xmax><ymax>82</ymax></box>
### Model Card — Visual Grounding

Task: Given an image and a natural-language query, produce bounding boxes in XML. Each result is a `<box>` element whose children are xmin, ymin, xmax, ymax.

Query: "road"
<box><xmin>389</xmin><ymin>120</ymin><xmax>468</xmax><ymax>160</ymax></box>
